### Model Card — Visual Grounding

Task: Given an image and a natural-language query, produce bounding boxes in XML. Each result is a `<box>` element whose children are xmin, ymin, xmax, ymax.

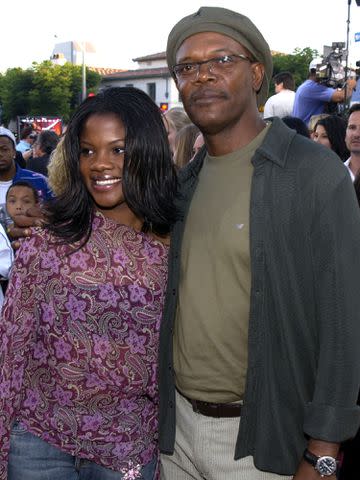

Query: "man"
<box><xmin>15</xmin><ymin>125</ymin><xmax>36</xmax><ymax>154</ymax></box>
<box><xmin>159</xmin><ymin>7</ymin><xmax>360</xmax><ymax>480</ymax></box>
<box><xmin>344</xmin><ymin>102</ymin><xmax>360</xmax><ymax>181</ymax></box>
<box><xmin>292</xmin><ymin>58</ymin><xmax>356</xmax><ymax>125</ymax></box>
<box><xmin>263</xmin><ymin>71</ymin><xmax>295</xmax><ymax>119</ymax></box>
<box><xmin>27</xmin><ymin>130</ymin><xmax>60</xmax><ymax>176</ymax></box>
<box><xmin>0</xmin><ymin>127</ymin><xmax>52</xmax><ymax>229</ymax></box>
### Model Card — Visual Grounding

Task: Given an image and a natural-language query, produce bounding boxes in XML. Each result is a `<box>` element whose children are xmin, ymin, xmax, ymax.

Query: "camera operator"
<box><xmin>292</xmin><ymin>58</ymin><xmax>356</xmax><ymax>125</ymax></box>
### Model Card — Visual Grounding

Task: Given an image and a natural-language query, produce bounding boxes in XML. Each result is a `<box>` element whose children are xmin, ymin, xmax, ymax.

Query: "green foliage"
<box><xmin>0</xmin><ymin>68</ymin><xmax>34</xmax><ymax>123</ymax></box>
<box><xmin>0</xmin><ymin>61</ymin><xmax>101</xmax><ymax>125</ymax></box>
<box><xmin>270</xmin><ymin>47</ymin><xmax>319</xmax><ymax>96</ymax></box>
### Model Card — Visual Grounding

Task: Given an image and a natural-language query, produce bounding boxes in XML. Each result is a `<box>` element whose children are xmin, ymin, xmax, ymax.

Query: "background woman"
<box><xmin>313</xmin><ymin>114</ymin><xmax>349</xmax><ymax>161</ymax></box>
<box><xmin>0</xmin><ymin>87</ymin><xmax>177</xmax><ymax>480</ymax></box>
<box><xmin>173</xmin><ymin>123</ymin><xmax>200</xmax><ymax>168</ymax></box>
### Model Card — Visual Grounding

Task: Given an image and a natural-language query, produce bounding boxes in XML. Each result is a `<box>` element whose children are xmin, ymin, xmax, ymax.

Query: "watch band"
<box><xmin>303</xmin><ymin>449</ymin><xmax>338</xmax><ymax>476</ymax></box>
<box><xmin>303</xmin><ymin>448</ymin><xmax>319</xmax><ymax>466</ymax></box>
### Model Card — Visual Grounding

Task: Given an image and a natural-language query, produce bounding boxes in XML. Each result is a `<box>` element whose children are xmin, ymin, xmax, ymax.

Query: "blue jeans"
<box><xmin>8</xmin><ymin>422</ymin><xmax>157</xmax><ymax>480</ymax></box>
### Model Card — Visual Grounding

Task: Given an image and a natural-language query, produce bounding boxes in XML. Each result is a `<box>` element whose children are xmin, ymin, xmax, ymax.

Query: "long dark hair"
<box><xmin>46</xmin><ymin>87</ymin><xmax>178</xmax><ymax>242</ymax></box>
<box><xmin>314</xmin><ymin>115</ymin><xmax>349</xmax><ymax>162</ymax></box>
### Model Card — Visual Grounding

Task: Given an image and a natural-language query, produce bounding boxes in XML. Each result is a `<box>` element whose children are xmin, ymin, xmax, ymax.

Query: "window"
<box><xmin>147</xmin><ymin>83</ymin><xmax>156</xmax><ymax>101</ymax></box>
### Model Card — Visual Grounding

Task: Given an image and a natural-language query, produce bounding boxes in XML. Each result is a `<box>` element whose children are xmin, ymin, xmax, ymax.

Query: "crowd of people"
<box><xmin>0</xmin><ymin>5</ymin><xmax>360</xmax><ymax>480</ymax></box>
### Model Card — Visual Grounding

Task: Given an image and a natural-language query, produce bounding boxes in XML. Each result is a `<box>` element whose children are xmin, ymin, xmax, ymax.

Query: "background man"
<box><xmin>0</xmin><ymin>127</ymin><xmax>51</xmax><ymax>229</ymax></box>
<box><xmin>344</xmin><ymin>102</ymin><xmax>360</xmax><ymax>181</ymax></box>
<box><xmin>15</xmin><ymin>125</ymin><xmax>36</xmax><ymax>154</ymax></box>
<box><xmin>263</xmin><ymin>71</ymin><xmax>295</xmax><ymax>118</ymax></box>
<box><xmin>27</xmin><ymin>130</ymin><xmax>60</xmax><ymax>176</ymax></box>
<box><xmin>292</xmin><ymin>58</ymin><xmax>356</xmax><ymax>125</ymax></box>
<box><xmin>159</xmin><ymin>6</ymin><xmax>360</xmax><ymax>480</ymax></box>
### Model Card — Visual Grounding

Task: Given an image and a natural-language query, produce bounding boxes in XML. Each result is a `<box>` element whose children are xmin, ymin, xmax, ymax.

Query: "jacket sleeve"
<box><xmin>0</xmin><ymin>239</ymin><xmax>38</xmax><ymax>479</ymax></box>
<box><xmin>304</xmin><ymin>171</ymin><xmax>360</xmax><ymax>441</ymax></box>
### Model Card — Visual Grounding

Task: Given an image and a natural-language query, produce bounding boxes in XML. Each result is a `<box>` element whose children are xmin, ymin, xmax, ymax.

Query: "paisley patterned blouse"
<box><xmin>0</xmin><ymin>211</ymin><xmax>169</xmax><ymax>479</ymax></box>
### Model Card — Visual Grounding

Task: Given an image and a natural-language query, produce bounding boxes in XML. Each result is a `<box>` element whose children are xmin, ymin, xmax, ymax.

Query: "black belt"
<box><xmin>182</xmin><ymin>393</ymin><xmax>242</xmax><ymax>418</ymax></box>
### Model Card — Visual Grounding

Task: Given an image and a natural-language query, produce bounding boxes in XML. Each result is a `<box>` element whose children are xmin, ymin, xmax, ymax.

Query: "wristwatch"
<box><xmin>303</xmin><ymin>449</ymin><xmax>337</xmax><ymax>476</ymax></box>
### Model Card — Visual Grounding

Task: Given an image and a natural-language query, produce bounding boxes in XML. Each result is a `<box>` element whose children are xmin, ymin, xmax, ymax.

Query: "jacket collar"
<box><xmin>254</xmin><ymin>117</ymin><xmax>296</xmax><ymax>168</ymax></box>
<box><xmin>180</xmin><ymin>116</ymin><xmax>297</xmax><ymax>181</ymax></box>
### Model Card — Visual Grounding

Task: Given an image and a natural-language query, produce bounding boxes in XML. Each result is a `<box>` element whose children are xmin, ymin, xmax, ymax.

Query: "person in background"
<box><xmin>27</xmin><ymin>130</ymin><xmax>60</xmax><ymax>176</ymax></box>
<box><xmin>47</xmin><ymin>137</ymin><xmax>68</xmax><ymax>197</ymax></box>
<box><xmin>263</xmin><ymin>71</ymin><xmax>295</xmax><ymax>119</ymax></box>
<box><xmin>344</xmin><ymin>103</ymin><xmax>360</xmax><ymax>181</ymax></box>
<box><xmin>312</xmin><ymin>115</ymin><xmax>349</xmax><ymax>162</ymax></box>
<box><xmin>0</xmin><ymin>127</ymin><xmax>52</xmax><ymax>231</ymax></box>
<box><xmin>0</xmin><ymin>87</ymin><xmax>178</xmax><ymax>480</ymax></box>
<box><xmin>0</xmin><ymin>222</ymin><xmax>13</xmax><ymax>310</ymax></box>
<box><xmin>15</xmin><ymin>126</ymin><xmax>36</xmax><ymax>154</ymax></box>
<box><xmin>6</xmin><ymin>181</ymin><xmax>39</xmax><ymax>228</ymax></box>
<box><xmin>308</xmin><ymin>113</ymin><xmax>329</xmax><ymax>139</ymax></box>
<box><xmin>292</xmin><ymin>59</ymin><xmax>356</xmax><ymax>125</ymax></box>
<box><xmin>281</xmin><ymin>116</ymin><xmax>310</xmax><ymax>137</ymax></box>
<box><xmin>159</xmin><ymin>6</ymin><xmax>360</xmax><ymax>480</ymax></box>
<box><xmin>191</xmin><ymin>132</ymin><xmax>205</xmax><ymax>159</ymax></box>
<box><xmin>164</xmin><ymin>107</ymin><xmax>191</xmax><ymax>156</ymax></box>
<box><xmin>173</xmin><ymin>123</ymin><xmax>200</xmax><ymax>168</ymax></box>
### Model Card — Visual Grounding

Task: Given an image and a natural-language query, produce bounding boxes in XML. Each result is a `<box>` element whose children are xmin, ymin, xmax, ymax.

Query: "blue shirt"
<box><xmin>16</xmin><ymin>139</ymin><xmax>32</xmax><ymax>153</ymax></box>
<box><xmin>292</xmin><ymin>79</ymin><xmax>334</xmax><ymax>125</ymax></box>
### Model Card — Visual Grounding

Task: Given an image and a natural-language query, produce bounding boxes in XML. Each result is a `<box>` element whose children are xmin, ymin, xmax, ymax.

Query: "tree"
<box><xmin>0</xmin><ymin>61</ymin><xmax>101</xmax><ymax>125</ymax></box>
<box><xmin>0</xmin><ymin>68</ymin><xmax>34</xmax><ymax>124</ymax></box>
<box><xmin>270</xmin><ymin>47</ymin><xmax>319</xmax><ymax>96</ymax></box>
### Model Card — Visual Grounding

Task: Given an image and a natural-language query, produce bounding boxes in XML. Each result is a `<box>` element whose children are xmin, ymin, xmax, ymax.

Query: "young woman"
<box><xmin>313</xmin><ymin>114</ymin><xmax>349</xmax><ymax>161</ymax></box>
<box><xmin>0</xmin><ymin>87</ymin><xmax>178</xmax><ymax>480</ymax></box>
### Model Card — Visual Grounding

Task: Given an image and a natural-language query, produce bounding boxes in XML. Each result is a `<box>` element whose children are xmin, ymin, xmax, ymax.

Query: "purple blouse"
<box><xmin>0</xmin><ymin>212</ymin><xmax>169</xmax><ymax>479</ymax></box>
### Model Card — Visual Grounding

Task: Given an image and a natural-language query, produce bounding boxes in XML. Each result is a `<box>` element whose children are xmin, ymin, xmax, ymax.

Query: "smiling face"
<box><xmin>346</xmin><ymin>110</ymin><xmax>360</xmax><ymax>156</ymax></box>
<box><xmin>174</xmin><ymin>32</ymin><xmax>264</xmax><ymax>136</ymax></box>
<box><xmin>79</xmin><ymin>112</ymin><xmax>136</xmax><ymax>225</ymax></box>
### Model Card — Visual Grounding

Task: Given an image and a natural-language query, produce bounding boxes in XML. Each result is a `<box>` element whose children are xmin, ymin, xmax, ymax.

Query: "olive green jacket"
<box><xmin>158</xmin><ymin>117</ymin><xmax>360</xmax><ymax>475</ymax></box>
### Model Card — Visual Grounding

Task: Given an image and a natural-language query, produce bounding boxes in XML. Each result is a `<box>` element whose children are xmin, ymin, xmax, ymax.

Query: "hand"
<box><xmin>22</xmin><ymin>149</ymin><xmax>33</xmax><ymax>161</ymax></box>
<box><xmin>347</xmin><ymin>77</ymin><xmax>357</xmax><ymax>90</ymax></box>
<box><xmin>7</xmin><ymin>205</ymin><xmax>44</xmax><ymax>250</ymax></box>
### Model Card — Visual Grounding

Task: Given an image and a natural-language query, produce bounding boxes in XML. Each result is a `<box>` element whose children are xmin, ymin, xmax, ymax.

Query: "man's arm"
<box><xmin>294</xmin><ymin>162</ymin><xmax>360</xmax><ymax>478</ymax></box>
<box><xmin>293</xmin><ymin>439</ymin><xmax>338</xmax><ymax>480</ymax></box>
<box><xmin>331</xmin><ymin>77</ymin><xmax>357</xmax><ymax>102</ymax></box>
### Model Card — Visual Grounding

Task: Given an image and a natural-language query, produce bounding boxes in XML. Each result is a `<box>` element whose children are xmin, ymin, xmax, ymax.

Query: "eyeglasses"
<box><xmin>172</xmin><ymin>54</ymin><xmax>253</xmax><ymax>81</ymax></box>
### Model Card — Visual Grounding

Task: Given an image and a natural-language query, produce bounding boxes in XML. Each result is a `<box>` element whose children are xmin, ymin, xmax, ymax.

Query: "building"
<box><xmin>52</xmin><ymin>41</ymin><xmax>97</xmax><ymax>66</ymax></box>
<box><xmin>100</xmin><ymin>52</ymin><xmax>180</xmax><ymax>110</ymax></box>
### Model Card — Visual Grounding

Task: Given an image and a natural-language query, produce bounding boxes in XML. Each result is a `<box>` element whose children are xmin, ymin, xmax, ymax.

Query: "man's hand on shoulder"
<box><xmin>7</xmin><ymin>205</ymin><xmax>45</xmax><ymax>250</ymax></box>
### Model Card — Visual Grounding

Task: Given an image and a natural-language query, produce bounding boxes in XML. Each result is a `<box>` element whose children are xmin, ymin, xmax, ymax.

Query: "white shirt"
<box><xmin>0</xmin><ymin>223</ymin><xmax>13</xmax><ymax>310</ymax></box>
<box><xmin>263</xmin><ymin>90</ymin><xmax>296</xmax><ymax>119</ymax></box>
<box><xmin>344</xmin><ymin>157</ymin><xmax>356</xmax><ymax>182</ymax></box>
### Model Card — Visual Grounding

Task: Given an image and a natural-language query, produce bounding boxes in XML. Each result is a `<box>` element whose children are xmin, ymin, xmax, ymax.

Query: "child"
<box><xmin>5</xmin><ymin>181</ymin><xmax>39</xmax><ymax>228</ymax></box>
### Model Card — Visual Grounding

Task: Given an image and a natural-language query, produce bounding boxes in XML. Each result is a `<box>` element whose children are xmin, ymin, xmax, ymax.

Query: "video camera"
<box><xmin>312</xmin><ymin>42</ymin><xmax>347</xmax><ymax>88</ymax></box>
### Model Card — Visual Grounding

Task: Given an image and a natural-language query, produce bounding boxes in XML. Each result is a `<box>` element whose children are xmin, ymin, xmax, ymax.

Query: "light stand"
<box><xmin>344</xmin><ymin>0</ymin><xmax>351</xmax><ymax>107</ymax></box>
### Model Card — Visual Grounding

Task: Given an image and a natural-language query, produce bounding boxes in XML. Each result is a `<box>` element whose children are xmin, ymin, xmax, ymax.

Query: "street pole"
<box><xmin>82</xmin><ymin>41</ymin><xmax>86</xmax><ymax>102</ymax></box>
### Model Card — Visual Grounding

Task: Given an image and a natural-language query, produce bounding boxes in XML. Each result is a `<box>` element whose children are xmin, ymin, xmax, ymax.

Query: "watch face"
<box><xmin>316</xmin><ymin>456</ymin><xmax>337</xmax><ymax>476</ymax></box>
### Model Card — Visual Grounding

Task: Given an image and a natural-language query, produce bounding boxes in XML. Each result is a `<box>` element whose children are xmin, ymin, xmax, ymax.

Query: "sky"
<box><xmin>2</xmin><ymin>0</ymin><xmax>360</xmax><ymax>73</ymax></box>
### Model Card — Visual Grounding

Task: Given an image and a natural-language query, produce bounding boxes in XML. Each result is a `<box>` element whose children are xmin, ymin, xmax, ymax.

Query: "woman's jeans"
<box><xmin>8</xmin><ymin>422</ymin><xmax>157</xmax><ymax>480</ymax></box>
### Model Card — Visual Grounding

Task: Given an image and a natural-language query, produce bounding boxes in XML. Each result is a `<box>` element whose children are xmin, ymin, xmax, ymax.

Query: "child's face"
<box><xmin>6</xmin><ymin>186</ymin><xmax>38</xmax><ymax>223</ymax></box>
